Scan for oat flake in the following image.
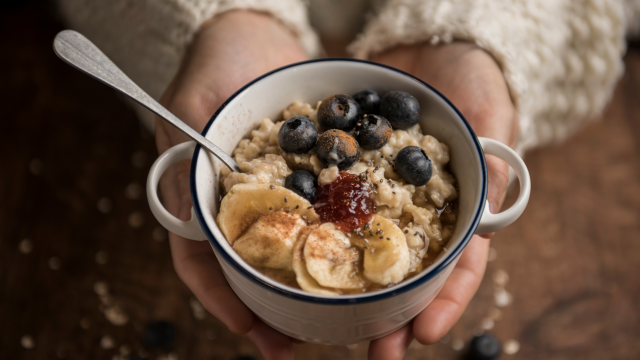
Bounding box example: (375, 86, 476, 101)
(95, 251, 108, 265)
(128, 212, 144, 228)
(21, 335, 34, 349)
(100, 335, 115, 349)
(105, 306, 129, 326)
(494, 288, 512, 308)
(487, 307, 503, 321)
(481, 318, 495, 330)
(80, 317, 91, 329)
(451, 338, 464, 351)
(493, 269, 509, 286)
(503, 339, 520, 355)
(487, 247, 497, 261)
(19, 239, 33, 254)
(152, 227, 167, 242)
(94, 281, 108, 296)
(131, 151, 147, 168)
(97, 197, 112, 214)
(48, 257, 61, 270)
(124, 183, 142, 200)
(189, 297, 207, 320)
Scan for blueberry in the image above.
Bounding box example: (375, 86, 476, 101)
(317, 94, 361, 131)
(316, 129, 360, 170)
(278, 116, 318, 154)
(352, 89, 380, 115)
(285, 170, 317, 202)
(395, 146, 432, 186)
(142, 320, 175, 350)
(355, 114, 392, 150)
(380, 91, 421, 130)
(467, 334, 502, 360)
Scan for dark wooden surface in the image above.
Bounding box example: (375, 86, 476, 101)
(2, 3, 640, 360)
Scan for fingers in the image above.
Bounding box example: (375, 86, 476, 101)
(169, 203, 255, 334)
(248, 317, 294, 360)
(413, 234, 490, 344)
(368, 324, 413, 360)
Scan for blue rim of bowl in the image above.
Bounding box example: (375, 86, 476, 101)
(190, 58, 487, 305)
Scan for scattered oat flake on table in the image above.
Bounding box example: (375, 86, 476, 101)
(97, 197, 113, 214)
(29, 158, 44, 175)
(95, 251, 109, 264)
(487, 307, 503, 321)
(100, 335, 115, 349)
(119, 344, 130, 356)
(157, 353, 178, 360)
(124, 182, 142, 200)
(105, 305, 129, 326)
(487, 247, 497, 262)
(189, 297, 207, 320)
(492, 269, 509, 286)
(94, 281, 109, 296)
(152, 227, 167, 242)
(451, 338, 464, 351)
(21, 335, 34, 349)
(128, 212, 144, 228)
(80, 317, 91, 329)
(503, 339, 520, 355)
(480, 318, 495, 330)
(131, 151, 147, 168)
(494, 288, 512, 308)
(48, 257, 61, 270)
(346, 344, 358, 350)
(19, 238, 33, 254)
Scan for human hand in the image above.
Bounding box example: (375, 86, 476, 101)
(368, 43, 518, 359)
(155, 10, 308, 359)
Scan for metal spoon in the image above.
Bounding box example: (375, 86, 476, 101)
(53, 30, 240, 172)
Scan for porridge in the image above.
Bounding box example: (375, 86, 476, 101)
(217, 90, 458, 295)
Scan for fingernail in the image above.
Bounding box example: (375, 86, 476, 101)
(489, 201, 499, 214)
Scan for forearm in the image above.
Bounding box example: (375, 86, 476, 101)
(55, 0, 320, 129)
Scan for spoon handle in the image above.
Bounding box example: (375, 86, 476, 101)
(53, 30, 240, 172)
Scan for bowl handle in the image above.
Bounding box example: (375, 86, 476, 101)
(475, 137, 531, 235)
(146, 141, 207, 241)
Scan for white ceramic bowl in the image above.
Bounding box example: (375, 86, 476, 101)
(147, 59, 530, 345)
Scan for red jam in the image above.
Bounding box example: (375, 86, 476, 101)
(313, 172, 376, 232)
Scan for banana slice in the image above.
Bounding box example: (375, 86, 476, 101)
(292, 225, 340, 296)
(352, 215, 411, 285)
(217, 183, 320, 244)
(303, 223, 367, 290)
(232, 211, 307, 271)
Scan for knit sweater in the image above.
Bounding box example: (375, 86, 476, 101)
(55, 0, 640, 153)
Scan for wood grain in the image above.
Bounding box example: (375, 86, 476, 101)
(2, 4, 640, 360)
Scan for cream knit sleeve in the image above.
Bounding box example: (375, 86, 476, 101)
(55, 0, 321, 130)
(350, 0, 640, 154)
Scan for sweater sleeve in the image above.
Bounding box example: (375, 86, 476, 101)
(350, 0, 640, 154)
(55, 0, 321, 131)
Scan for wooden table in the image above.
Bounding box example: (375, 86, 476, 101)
(2, 4, 639, 360)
